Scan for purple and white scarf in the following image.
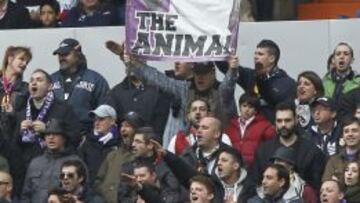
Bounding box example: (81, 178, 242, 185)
(22, 91, 54, 146)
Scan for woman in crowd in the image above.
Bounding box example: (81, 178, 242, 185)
(344, 161, 360, 203)
(295, 71, 324, 132)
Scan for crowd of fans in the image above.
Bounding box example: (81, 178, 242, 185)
(0, 34, 358, 203)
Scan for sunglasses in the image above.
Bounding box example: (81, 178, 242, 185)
(59, 172, 75, 180)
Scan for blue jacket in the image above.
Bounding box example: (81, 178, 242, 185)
(51, 65, 109, 132)
(61, 4, 122, 27)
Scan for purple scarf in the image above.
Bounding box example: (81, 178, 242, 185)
(22, 91, 54, 145)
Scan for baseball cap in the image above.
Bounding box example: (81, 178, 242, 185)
(311, 97, 336, 111)
(53, 38, 81, 55)
(89, 105, 117, 119)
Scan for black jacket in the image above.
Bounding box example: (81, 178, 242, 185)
(216, 61, 296, 123)
(107, 77, 171, 136)
(253, 135, 326, 190)
(164, 151, 255, 203)
(0, 1, 31, 29)
(338, 86, 360, 120)
(11, 98, 81, 197)
(78, 129, 120, 185)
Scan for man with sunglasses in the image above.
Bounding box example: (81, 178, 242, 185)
(21, 119, 83, 203)
(59, 160, 104, 203)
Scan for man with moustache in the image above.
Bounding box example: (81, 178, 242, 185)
(253, 102, 326, 190)
(51, 38, 109, 133)
(217, 39, 296, 122)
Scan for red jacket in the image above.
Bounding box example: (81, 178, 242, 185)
(224, 113, 275, 168)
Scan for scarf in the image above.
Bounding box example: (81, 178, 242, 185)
(1, 75, 14, 112)
(22, 91, 54, 146)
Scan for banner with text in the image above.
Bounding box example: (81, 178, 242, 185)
(126, 0, 240, 61)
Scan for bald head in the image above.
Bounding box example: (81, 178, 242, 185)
(196, 116, 222, 151)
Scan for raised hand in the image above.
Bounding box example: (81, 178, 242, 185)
(150, 139, 166, 156)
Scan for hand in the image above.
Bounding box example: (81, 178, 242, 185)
(105, 40, 125, 60)
(20, 120, 32, 130)
(3, 103, 13, 113)
(32, 120, 46, 133)
(121, 173, 142, 189)
(150, 139, 166, 156)
(227, 54, 239, 70)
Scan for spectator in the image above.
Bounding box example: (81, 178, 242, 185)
(271, 147, 318, 203)
(308, 97, 342, 156)
(152, 139, 255, 203)
(248, 164, 303, 203)
(36, 0, 61, 28)
(253, 102, 326, 190)
(0, 46, 31, 141)
(118, 127, 181, 203)
(105, 40, 237, 138)
(47, 188, 76, 203)
(52, 38, 109, 133)
(12, 69, 80, 197)
(167, 99, 231, 155)
(189, 175, 215, 203)
(78, 104, 120, 185)
(0, 0, 32, 29)
(62, 0, 122, 27)
(296, 71, 324, 132)
(0, 171, 14, 203)
(323, 117, 360, 186)
(323, 42, 360, 105)
(59, 160, 105, 202)
(224, 92, 275, 169)
(344, 161, 360, 203)
(94, 111, 144, 203)
(21, 119, 83, 203)
(106, 42, 171, 137)
(320, 180, 345, 203)
(217, 39, 296, 123)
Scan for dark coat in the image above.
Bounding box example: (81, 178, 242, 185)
(338, 86, 360, 120)
(11, 98, 81, 197)
(51, 65, 109, 132)
(78, 129, 120, 185)
(0, 1, 31, 29)
(164, 151, 256, 203)
(106, 77, 171, 136)
(216, 61, 296, 123)
(253, 135, 326, 190)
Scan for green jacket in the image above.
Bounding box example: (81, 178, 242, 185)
(94, 146, 135, 203)
(322, 71, 360, 98)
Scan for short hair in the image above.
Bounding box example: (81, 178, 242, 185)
(40, 0, 60, 14)
(32, 68, 52, 84)
(187, 98, 211, 114)
(275, 102, 296, 118)
(2, 46, 32, 74)
(239, 93, 260, 110)
(297, 71, 324, 98)
(322, 179, 345, 193)
(189, 175, 215, 195)
(344, 161, 360, 185)
(256, 39, 280, 65)
(342, 116, 360, 129)
(265, 163, 290, 191)
(61, 160, 87, 184)
(135, 126, 159, 143)
(133, 157, 156, 174)
(334, 42, 354, 58)
(218, 147, 245, 169)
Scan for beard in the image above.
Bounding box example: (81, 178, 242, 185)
(277, 125, 296, 139)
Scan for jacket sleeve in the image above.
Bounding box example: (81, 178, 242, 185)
(131, 63, 188, 99)
(138, 184, 166, 203)
(321, 156, 336, 183)
(93, 74, 110, 107)
(306, 148, 326, 190)
(163, 151, 198, 188)
(20, 162, 34, 203)
(219, 67, 238, 124)
(262, 122, 276, 141)
(338, 88, 357, 120)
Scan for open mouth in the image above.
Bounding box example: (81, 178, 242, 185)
(191, 195, 198, 201)
(31, 86, 38, 93)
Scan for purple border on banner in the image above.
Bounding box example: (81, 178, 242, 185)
(126, 0, 239, 62)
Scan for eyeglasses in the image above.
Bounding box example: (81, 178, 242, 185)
(59, 172, 75, 180)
